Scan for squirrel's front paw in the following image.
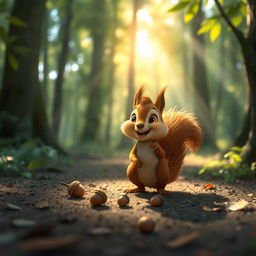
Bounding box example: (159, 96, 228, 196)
(134, 159, 143, 168)
(151, 143, 165, 158)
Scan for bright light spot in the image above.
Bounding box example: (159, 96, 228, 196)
(38, 62, 44, 72)
(115, 28, 126, 38)
(77, 54, 84, 64)
(136, 30, 153, 58)
(104, 48, 111, 55)
(184, 32, 190, 40)
(165, 17, 174, 26)
(71, 63, 79, 72)
(235, 62, 242, 70)
(169, 0, 179, 5)
(38, 62, 44, 81)
(137, 8, 153, 25)
(48, 25, 59, 42)
(49, 71, 57, 80)
(50, 9, 59, 22)
(80, 37, 92, 48)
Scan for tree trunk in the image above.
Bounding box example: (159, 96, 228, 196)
(241, 41, 256, 164)
(81, 0, 106, 141)
(52, 0, 74, 136)
(105, 0, 118, 146)
(239, 0, 256, 164)
(0, 0, 62, 152)
(191, 1, 216, 148)
(118, 0, 139, 148)
(233, 93, 251, 147)
(42, 6, 49, 105)
(213, 33, 225, 139)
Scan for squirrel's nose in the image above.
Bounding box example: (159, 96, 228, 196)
(136, 123, 144, 129)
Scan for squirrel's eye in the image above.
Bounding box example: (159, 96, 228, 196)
(131, 113, 136, 122)
(149, 114, 158, 123)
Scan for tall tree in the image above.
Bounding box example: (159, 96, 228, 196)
(105, 0, 119, 146)
(42, 6, 49, 105)
(191, 1, 216, 147)
(81, 0, 106, 141)
(119, 0, 139, 147)
(52, 0, 74, 136)
(213, 0, 256, 163)
(0, 0, 62, 152)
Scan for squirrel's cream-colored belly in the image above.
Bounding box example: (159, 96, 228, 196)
(136, 141, 158, 188)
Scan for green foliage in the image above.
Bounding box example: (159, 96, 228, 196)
(6, 16, 27, 27)
(0, 3, 28, 71)
(167, 0, 246, 41)
(0, 140, 59, 178)
(199, 146, 256, 182)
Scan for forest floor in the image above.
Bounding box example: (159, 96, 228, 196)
(0, 155, 256, 256)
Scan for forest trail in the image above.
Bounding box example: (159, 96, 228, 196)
(0, 156, 256, 256)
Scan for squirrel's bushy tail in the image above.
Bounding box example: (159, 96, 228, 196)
(158, 110, 202, 183)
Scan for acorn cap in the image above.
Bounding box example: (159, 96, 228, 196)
(90, 190, 107, 206)
(68, 181, 80, 194)
(94, 190, 107, 204)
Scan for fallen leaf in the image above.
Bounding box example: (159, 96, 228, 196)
(203, 184, 216, 190)
(214, 201, 229, 206)
(165, 232, 200, 248)
(89, 183, 96, 187)
(88, 227, 112, 236)
(247, 193, 256, 199)
(12, 219, 36, 228)
(0, 201, 22, 210)
(19, 236, 78, 252)
(201, 206, 222, 212)
(35, 200, 50, 209)
(228, 199, 249, 211)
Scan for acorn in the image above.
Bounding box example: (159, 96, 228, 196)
(90, 190, 107, 207)
(137, 216, 155, 233)
(60, 180, 85, 198)
(117, 194, 129, 207)
(150, 195, 164, 207)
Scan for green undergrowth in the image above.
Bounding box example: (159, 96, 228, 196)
(0, 138, 65, 178)
(199, 146, 256, 182)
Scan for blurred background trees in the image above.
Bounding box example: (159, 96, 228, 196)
(0, 0, 254, 165)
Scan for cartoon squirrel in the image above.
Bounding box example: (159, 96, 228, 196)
(121, 87, 202, 195)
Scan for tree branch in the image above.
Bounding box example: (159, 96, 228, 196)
(214, 0, 245, 45)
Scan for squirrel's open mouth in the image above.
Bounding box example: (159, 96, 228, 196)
(136, 129, 151, 136)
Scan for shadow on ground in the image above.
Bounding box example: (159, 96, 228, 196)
(135, 191, 228, 223)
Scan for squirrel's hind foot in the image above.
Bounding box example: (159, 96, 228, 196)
(157, 189, 170, 195)
(124, 187, 145, 193)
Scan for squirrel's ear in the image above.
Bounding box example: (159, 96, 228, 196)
(155, 87, 167, 113)
(133, 86, 144, 106)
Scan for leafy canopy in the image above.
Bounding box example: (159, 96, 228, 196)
(168, 0, 247, 41)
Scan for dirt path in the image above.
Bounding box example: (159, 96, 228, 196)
(0, 157, 256, 256)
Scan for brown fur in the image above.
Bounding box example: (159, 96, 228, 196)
(158, 110, 202, 183)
